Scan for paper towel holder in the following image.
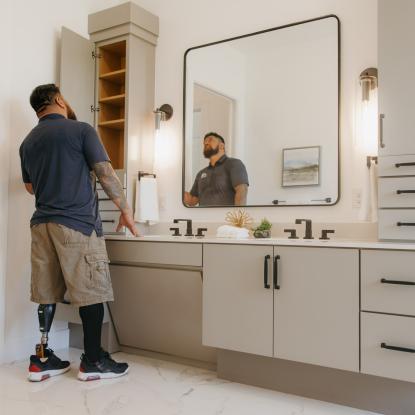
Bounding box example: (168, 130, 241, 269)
(138, 171, 156, 181)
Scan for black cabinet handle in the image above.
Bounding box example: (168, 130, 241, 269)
(397, 222, 415, 227)
(381, 278, 415, 286)
(264, 255, 270, 289)
(397, 190, 415, 194)
(102, 220, 115, 223)
(395, 162, 415, 168)
(381, 343, 415, 354)
(273, 255, 280, 290)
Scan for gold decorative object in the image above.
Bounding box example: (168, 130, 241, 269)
(225, 209, 253, 229)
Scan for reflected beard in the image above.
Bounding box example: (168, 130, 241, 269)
(204, 146, 219, 158)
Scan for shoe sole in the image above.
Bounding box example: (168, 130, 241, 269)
(77, 366, 129, 381)
(28, 366, 71, 382)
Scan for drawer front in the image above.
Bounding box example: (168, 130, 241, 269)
(99, 199, 118, 211)
(106, 240, 203, 267)
(378, 209, 415, 240)
(361, 250, 415, 316)
(379, 177, 415, 208)
(100, 211, 122, 234)
(361, 312, 415, 383)
(379, 155, 415, 177)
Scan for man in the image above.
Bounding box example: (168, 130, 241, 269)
(184, 132, 249, 206)
(20, 84, 138, 382)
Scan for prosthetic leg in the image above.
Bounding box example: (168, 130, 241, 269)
(35, 304, 56, 358)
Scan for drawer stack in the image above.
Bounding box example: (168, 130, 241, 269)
(361, 250, 415, 383)
(97, 168, 126, 234)
(378, 155, 415, 240)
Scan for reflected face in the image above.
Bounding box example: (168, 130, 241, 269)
(203, 136, 221, 158)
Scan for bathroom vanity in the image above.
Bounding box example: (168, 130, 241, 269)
(101, 235, 415, 415)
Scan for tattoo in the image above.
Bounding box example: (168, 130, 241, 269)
(93, 161, 128, 211)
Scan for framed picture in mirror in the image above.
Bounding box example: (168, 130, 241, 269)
(282, 146, 320, 187)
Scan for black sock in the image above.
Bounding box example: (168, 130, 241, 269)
(79, 303, 104, 362)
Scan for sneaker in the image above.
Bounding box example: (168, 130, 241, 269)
(77, 350, 129, 381)
(28, 349, 71, 382)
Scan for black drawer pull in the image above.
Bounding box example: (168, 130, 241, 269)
(397, 190, 415, 194)
(273, 255, 280, 290)
(395, 162, 415, 168)
(102, 220, 116, 223)
(99, 197, 111, 201)
(381, 343, 415, 354)
(397, 222, 415, 227)
(264, 255, 270, 289)
(381, 278, 415, 286)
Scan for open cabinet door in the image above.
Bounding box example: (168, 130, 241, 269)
(60, 27, 95, 125)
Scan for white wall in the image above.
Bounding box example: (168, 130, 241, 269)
(1, 0, 377, 362)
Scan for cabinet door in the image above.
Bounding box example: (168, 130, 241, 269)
(203, 244, 274, 357)
(60, 27, 95, 125)
(274, 247, 359, 371)
(378, 0, 415, 155)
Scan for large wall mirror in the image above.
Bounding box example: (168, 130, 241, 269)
(183, 15, 340, 207)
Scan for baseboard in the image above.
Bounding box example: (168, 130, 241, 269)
(2, 328, 69, 363)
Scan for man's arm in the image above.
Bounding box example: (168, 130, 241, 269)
(24, 183, 34, 195)
(234, 184, 248, 206)
(93, 161, 138, 236)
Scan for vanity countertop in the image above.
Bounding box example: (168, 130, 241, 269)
(105, 234, 415, 251)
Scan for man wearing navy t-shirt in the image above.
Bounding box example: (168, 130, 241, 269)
(20, 84, 138, 381)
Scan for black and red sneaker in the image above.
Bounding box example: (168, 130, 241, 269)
(28, 349, 71, 382)
(77, 350, 129, 381)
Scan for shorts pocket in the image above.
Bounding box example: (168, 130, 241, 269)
(85, 253, 111, 288)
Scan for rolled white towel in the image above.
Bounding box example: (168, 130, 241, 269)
(216, 225, 250, 239)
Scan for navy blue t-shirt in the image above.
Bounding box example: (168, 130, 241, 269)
(19, 113, 110, 236)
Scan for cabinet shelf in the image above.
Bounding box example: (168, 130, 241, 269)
(99, 94, 125, 106)
(99, 69, 126, 84)
(98, 119, 125, 130)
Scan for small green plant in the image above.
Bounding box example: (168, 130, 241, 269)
(255, 218, 272, 231)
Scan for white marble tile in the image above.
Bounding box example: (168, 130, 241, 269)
(0, 348, 379, 415)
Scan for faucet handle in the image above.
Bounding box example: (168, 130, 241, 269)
(283, 228, 299, 239)
(196, 227, 208, 238)
(319, 229, 335, 240)
(169, 227, 181, 237)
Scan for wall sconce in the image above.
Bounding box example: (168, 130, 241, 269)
(154, 104, 173, 130)
(359, 68, 378, 101)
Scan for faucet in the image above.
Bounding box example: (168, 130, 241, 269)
(173, 219, 193, 236)
(295, 219, 314, 239)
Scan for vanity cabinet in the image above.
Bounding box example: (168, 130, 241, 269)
(203, 244, 359, 371)
(60, 2, 158, 234)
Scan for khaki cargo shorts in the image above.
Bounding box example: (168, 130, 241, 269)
(30, 222, 114, 307)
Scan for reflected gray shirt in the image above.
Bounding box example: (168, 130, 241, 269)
(190, 155, 249, 206)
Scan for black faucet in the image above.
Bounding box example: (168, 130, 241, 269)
(173, 219, 193, 236)
(295, 219, 314, 239)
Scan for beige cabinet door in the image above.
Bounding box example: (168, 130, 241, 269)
(203, 244, 274, 357)
(274, 246, 359, 372)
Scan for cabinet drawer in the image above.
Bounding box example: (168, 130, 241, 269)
(106, 240, 202, 267)
(378, 209, 415, 240)
(361, 312, 415, 383)
(379, 177, 415, 208)
(379, 155, 415, 177)
(100, 211, 123, 234)
(361, 250, 415, 316)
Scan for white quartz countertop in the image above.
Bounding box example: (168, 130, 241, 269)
(105, 234, 415, 251)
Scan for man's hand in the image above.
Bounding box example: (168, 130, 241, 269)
(184, 191, 199, 206)
(117, 208, 139, 236)
(24, 183, 34, 195)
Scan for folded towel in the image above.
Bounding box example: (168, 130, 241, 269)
(216, 225, 250, 239)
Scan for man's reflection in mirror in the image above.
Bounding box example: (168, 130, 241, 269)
(184, 132, 249, 206)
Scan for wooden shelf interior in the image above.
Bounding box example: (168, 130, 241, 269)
(97, 40, 126, 169)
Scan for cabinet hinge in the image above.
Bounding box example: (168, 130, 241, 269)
(90, 105, 100, 112)
(92, 51, 102, 59)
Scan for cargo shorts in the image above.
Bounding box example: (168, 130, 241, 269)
(30, 222, 114, 307)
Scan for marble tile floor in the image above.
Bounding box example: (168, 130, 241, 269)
(0, 348, 379, 415)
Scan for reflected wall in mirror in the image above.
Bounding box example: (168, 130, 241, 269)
(183, 15, 339, 207)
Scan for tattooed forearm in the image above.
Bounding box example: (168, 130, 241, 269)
(93, 161, 129, 212)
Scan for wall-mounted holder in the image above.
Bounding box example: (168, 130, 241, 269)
(138, 171, 156, 181)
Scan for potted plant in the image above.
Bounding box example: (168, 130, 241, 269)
(253, 218, 272, 238)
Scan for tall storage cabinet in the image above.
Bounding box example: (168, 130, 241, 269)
(378, 0, 415, 240)
(60, 2, 159, 234)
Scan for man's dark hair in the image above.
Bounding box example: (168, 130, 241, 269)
(204, 132, 225, 144)
(30, 84, 61, 113)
